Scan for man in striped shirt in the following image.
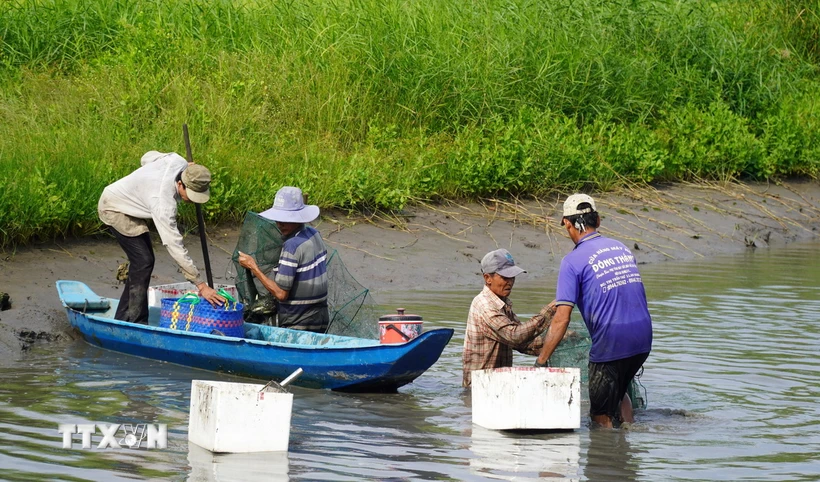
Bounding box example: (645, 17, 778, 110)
(238, 186, 329, 333)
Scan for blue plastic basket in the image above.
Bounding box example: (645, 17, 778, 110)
(190, 300, 245, 337)
(159, 294, 244, 337)
(159, 294, 199, 331)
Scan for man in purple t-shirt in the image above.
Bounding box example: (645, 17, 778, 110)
(535, 194, 653, 428)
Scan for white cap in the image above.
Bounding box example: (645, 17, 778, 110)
(562, 194, 597, 217)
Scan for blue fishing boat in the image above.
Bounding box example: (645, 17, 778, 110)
(56, 280, 454, 392)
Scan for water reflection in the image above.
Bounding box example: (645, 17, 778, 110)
(469, 426, 581, 481)
(187, 443, 289, 482)
(583, 430, 641, 482)
(287, 388, 473, 481)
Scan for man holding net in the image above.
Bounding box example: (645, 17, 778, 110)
(462, 249, 556, 387)
(535, 194, 653, 428)
(237, 186, 330, 333)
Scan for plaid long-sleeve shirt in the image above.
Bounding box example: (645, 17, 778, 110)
(462, 285, 553, 387)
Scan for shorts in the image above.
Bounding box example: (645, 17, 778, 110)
(588, 352, 649, 423)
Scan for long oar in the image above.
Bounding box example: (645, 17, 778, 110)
(183, 124, 214, 289)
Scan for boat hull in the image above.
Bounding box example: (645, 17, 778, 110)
(59, 282, 453, 392)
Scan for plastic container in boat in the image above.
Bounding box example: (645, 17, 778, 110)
(378, 308, 423, 344)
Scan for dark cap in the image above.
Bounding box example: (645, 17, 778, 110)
(481, 249, 526, 278)
(181, 165, 211, 204)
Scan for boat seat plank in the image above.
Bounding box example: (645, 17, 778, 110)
(56, 280, 111, 310)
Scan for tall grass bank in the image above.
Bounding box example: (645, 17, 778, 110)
(0, 0, 818, 246)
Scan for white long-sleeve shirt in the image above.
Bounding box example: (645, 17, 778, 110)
(97, 151, 202, 284)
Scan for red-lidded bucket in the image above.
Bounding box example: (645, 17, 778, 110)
(378, 308, 423, 344)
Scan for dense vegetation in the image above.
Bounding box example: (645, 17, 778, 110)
(0, 0, 818, 247)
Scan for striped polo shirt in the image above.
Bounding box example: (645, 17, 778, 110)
(273, 225, 330, 332)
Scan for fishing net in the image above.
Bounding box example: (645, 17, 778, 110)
(548, 317, 647, 410)
(324, 250, 379, 339)
(548, 317, 593, 378)
(230, 212, 282, 312)
(230, 212, 379, 339)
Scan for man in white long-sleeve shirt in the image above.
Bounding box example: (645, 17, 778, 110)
(98, 151, 224, 324)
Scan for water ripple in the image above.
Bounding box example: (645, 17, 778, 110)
(1, 243, 819, 480)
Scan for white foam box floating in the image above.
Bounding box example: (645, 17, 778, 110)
(188, 380, 293, 453)
(471, 367, 581, 430)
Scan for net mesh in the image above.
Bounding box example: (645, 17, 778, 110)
(230, 212, 378, 339)
(324, 250, 379, 339)
(549, 317, 593, 380)
(548, 317, 646, 410)
(231, 212, 283, 309)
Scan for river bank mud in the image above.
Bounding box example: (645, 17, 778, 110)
(1, 180, 817, 360)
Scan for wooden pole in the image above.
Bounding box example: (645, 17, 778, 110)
(183, 124, 214, 288)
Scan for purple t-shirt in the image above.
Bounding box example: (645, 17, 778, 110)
(555, 232, 653, 363)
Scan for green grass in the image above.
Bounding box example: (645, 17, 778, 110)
(0, 0, 819, 247)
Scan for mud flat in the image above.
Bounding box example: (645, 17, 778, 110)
(1, 180, 818, 360)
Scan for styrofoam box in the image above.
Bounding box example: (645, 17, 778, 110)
(471, 367, 581, 430)
(188, 380, 293, 453)
(148, 282, 238, 308)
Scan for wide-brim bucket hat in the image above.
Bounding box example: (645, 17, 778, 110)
(259, 186, 320, 223)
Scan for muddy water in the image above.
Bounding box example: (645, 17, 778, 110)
(1, 243, 819, 481)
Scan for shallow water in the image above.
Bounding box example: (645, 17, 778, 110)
(1, 242, 819, 481)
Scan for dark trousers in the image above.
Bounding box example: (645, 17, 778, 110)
(588, 352, 649, 424)
(110, 227, 155, 324)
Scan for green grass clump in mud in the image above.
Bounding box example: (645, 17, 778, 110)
(0, 0, 819, 247)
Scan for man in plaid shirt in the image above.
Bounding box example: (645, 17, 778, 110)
(462, 249, 556, 387)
